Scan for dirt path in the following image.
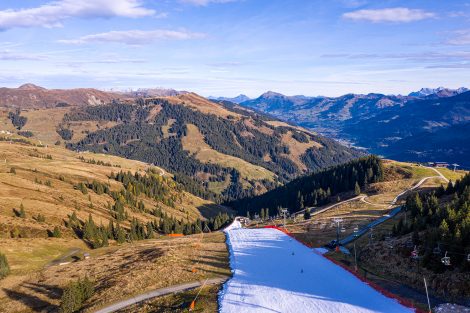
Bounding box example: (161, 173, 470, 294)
(427, 167, 450, 183)
(45, 248, 83, 268)
(93, 277, 227, 313)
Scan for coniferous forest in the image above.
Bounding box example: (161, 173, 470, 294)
(395, 173, 470, 272)
(231, 155, 383, 216)
(65, 98, 362, 202)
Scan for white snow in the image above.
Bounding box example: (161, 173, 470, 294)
(219, 224, 413, 313)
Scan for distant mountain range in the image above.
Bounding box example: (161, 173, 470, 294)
(208, 94, 250, 104)
(0, 84, 119, 108)
(408, 87, 468, 98)
(239, 87, 470, 167)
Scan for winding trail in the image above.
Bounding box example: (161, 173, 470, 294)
(93, 277, 227, 313)
(295, 167, 447, 227)
(338, 169, 448, 245)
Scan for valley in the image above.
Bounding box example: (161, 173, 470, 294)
(238, 88, 470, 168)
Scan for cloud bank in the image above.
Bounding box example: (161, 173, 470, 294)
(59, 29, 206, 45)
(0, 0, 156, 30)
(343, 7, 435, 23)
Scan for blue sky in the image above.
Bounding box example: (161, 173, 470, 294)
(0, 0, 469, 97)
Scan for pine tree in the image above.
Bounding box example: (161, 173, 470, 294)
(303, 209, 311, 220)
(18, 203, 26, 218)
(439, 219, 449, 238)
(0, 252, 10, 279)
(354, 182, 361, 196)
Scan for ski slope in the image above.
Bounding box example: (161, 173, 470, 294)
(219, 223, 413, 313)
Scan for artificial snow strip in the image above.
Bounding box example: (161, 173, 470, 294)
(218, 222, 414, 313)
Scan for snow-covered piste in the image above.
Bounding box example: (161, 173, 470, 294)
(219, 221, 413, 313)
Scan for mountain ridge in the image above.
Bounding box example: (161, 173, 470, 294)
(238, 88, 470, 167)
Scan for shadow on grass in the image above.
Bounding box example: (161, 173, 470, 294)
(3, 285, 56, 312)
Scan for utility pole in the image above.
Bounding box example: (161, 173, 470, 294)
(281, 209, 288, 228)
(332, 218, 343, 243)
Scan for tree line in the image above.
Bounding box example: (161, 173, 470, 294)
(230, 155, 383, 216)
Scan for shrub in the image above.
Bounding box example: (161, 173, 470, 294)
(51, 226, 62, 238)
(0, 252, 10, 279)
(60, 277, 94, 313)
(18, 131, 33, 138)
(13, 204, 26, 218)
(34, 213, 46, 223)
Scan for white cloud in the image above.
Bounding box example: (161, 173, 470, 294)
(447, 29, 470, 45)
(0, 0, 156, 30)
(180, 0, 237, 6)
(59, 29, 206, 45)
(343, 7, 436, 23)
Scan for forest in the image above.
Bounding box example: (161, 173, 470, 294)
(230, 155, 383, 216)
(69, 168, 233, 249)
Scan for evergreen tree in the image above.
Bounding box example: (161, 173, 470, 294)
(354, 182, 361, 196)
(0, 252, 10, 279)
(19, 203, 26, 218)
(303, 209, 311, 220)
(59, 277, 94, 313)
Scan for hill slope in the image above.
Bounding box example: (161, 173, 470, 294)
(0, 84, 121, 109)
(0, 135, 231, 246)
(0, 91, 362, 202)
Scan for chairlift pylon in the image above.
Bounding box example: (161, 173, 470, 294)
(441, 251, 451, 266)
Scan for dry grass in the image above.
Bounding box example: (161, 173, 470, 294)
(435, 167, 467, 181)
(119, 284, 222, 313)
(21, 108, 70, 144)
(67, 120, 119, 143)
(243, 118, 274, 136)
(181, 124, 275, 182)
(161, 118, 177, 139)
(0, 232, 230, 313)
(207, 175, 231, 194)
(0, 109, 16, 132)
(280, 130, 322, 171)
(0, 139, 226, 237)
(168, 94, 240, 120)
(0, 138, 231, 313)
(0, 238, 88, 275)
(386, 160, 437, 179)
